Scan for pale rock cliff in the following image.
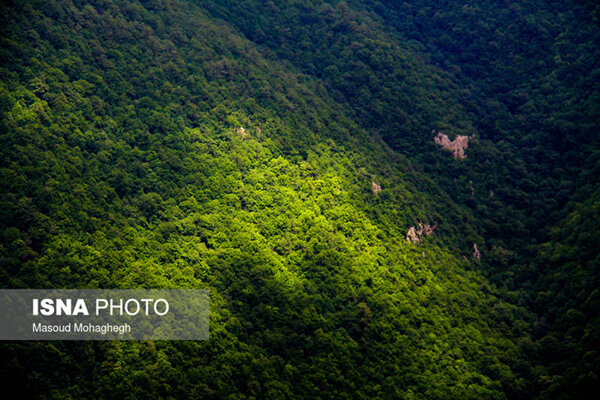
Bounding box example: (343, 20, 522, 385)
(434, 131, 469, 159)
(406, 222, 437, 243)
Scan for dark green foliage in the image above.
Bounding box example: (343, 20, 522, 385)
(0, 0, 598, 399)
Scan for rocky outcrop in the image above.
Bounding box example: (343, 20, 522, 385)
(434, 131, 469, 159)
(473, 243, 481, 259)
(372, 182, 382, 195)
(406, 222, 437, 243)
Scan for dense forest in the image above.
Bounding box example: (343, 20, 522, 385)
(0, 0, 598, 399)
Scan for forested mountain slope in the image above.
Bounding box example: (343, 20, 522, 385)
(0, 0, 598, 399)
(200, 1, 600, 396)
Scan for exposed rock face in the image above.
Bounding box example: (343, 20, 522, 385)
(406, 226, 419, 243)
(372, 182, 382, 195)
(473, 243, 481, 259)
(237, 127, 247, 138)
(434, 131, 469, 159)
(406, 222, 437, 243)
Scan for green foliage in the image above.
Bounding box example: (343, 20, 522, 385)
(0, 0, 597, 399)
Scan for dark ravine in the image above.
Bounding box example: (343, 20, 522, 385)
(0, 0, 598, 399)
